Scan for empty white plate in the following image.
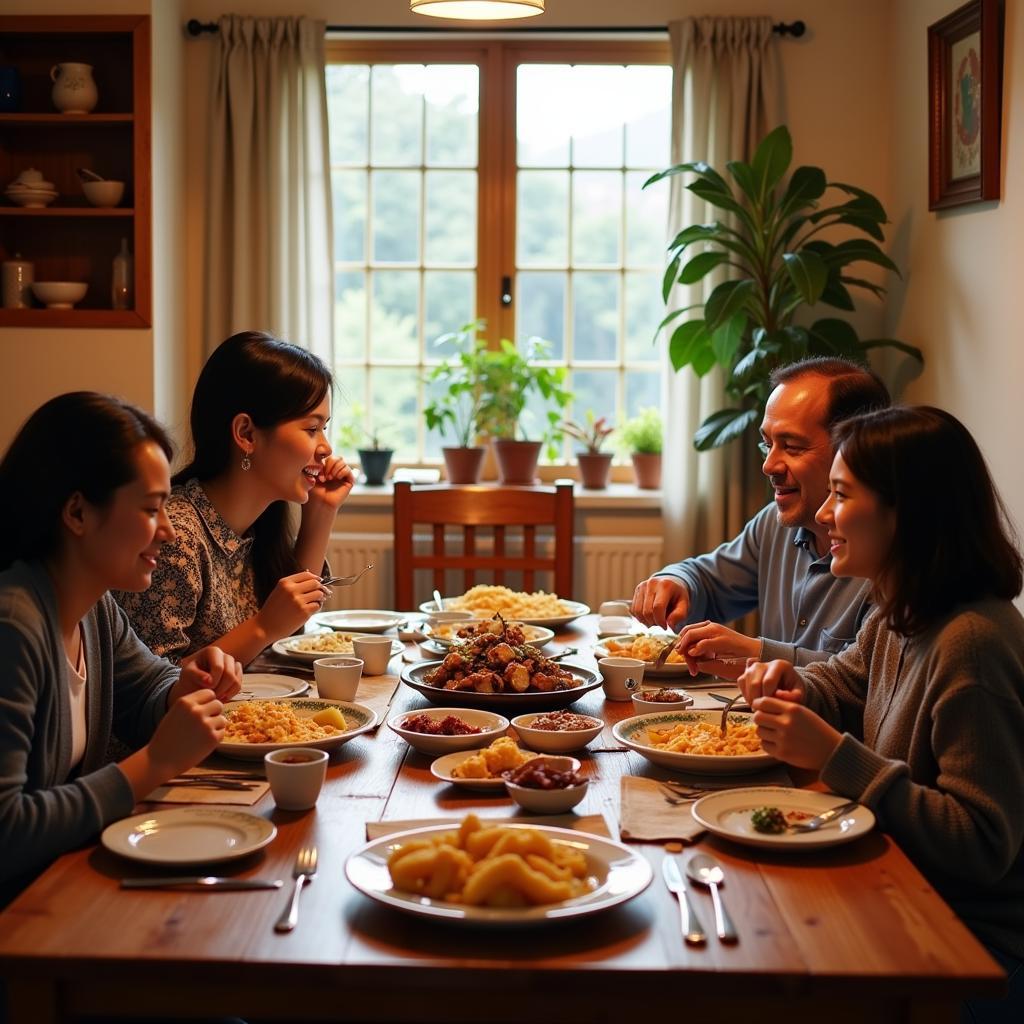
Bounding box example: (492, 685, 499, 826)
(232, 673, 309, 701)
(311, 609, 405, 633)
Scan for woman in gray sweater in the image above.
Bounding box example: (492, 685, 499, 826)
(739, 406, 1024, 1021)
(0, 392, 242, 904)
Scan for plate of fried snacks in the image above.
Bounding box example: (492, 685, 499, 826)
(419, 585, 590, 627)
(272, 632, 404, 663)
(218, 698, 378, 760)
(430, 737, 553, 791)
(594, 634, 690, 678)
(612, 710, 776, 775)
(345, 813, 652, 925)
(691, 787, 874, 850)
(419, 616, 555, 655)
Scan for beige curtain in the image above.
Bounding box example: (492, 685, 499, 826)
(205, 16, 333, 362)
(662, 17, 783, 560)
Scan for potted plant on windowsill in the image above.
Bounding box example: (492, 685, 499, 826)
(617, 407, 662, 489)
(561, 411, 615, 490)
(337, 406, 394, 487)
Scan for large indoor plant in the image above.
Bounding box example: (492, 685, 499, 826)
(617, 406, 662, 489)
(645, 125, 923, 450)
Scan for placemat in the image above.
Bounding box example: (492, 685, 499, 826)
(144, 766, 269, 806)
(367, 813, 610, 841)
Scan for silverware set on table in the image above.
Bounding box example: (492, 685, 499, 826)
(663, 853, 738, 945)
(162, 772, 264, 792)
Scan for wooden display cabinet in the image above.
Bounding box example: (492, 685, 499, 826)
(0, 15, 151, 327)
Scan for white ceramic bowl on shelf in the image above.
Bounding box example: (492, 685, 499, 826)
(82, 180, 125, 207)
(5, 187, 58, 208)
(31, 282, 88, 309)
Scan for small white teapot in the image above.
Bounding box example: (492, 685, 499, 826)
(50, 63, 98, 114)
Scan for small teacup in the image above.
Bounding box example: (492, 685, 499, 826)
(598, 656, 644, 701)
(352, 635, 394, 675)
(264, 748, 328, 811)
(313, 656, 363, 701)
(598, 600, 632, 617)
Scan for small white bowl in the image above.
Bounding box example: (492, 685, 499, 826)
(631, 687, 695, 713)
(504, 755, 588, 814)
(31, 281, 87, 309)
(82, 180, 125, 207)
(387, 706, 509, 755)
(511, 711, 603, 753)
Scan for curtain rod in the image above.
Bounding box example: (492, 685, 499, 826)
(185, 18, 806, 38)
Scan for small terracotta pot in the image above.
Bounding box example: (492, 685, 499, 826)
(631, 452, 662, 489)
(358, 448, 393, 486)
(492, 439, 542, 485)
(442, 446, 486, 484)
(576, 451, 613, 489)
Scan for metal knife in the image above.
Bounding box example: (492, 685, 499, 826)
(788, 800, 862, 833)
(661, 857, 706, 945)
(121, 876, 283, 891)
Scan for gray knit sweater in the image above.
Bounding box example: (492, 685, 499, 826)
(0, 560, 178, 897)
(800, 599, 1024, 958)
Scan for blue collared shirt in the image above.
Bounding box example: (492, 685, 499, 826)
(656, 504, 873, 665)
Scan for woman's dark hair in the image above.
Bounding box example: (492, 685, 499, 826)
(770, 356, 890, 427)
(174, 331, 333, 601)
(833, 405, 1022, 635)
(0, 392, 173, 572)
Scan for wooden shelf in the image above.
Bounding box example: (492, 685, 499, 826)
(0, 308, 149, 328)
(0, 207, 134, 217)
(0, 113, 133, 124)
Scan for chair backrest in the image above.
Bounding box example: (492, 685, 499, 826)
(392, 481, 574, 611)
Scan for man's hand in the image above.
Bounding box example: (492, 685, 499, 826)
(675, 621, 759, 677)
(631, 576, 691, 631)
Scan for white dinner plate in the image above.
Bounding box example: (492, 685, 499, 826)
(429, 748, 544, 791)
(691, 787, 876, 850)
(612, 710, 777, 775)
(402, 660, 602, 712)
(345, 821, 653, 926)
(218, 698, 378, 760)
(419, 620, 555, 656)
(595, 634, 691, 679)
(272, 634, 403, 663)
(101, 807, 277, 866)
(232, 673, 310, 701)
(418, 598, 590, 628)
(310, 609, 405, 633)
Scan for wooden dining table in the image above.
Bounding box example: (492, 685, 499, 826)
(0, 615, 1004, 1023)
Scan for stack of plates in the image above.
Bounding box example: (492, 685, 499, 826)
(5, 180, 58, 207)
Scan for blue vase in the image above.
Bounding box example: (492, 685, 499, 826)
(0, 67, 22, 112)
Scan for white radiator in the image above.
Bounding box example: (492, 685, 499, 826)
(325, 532, 663, 611)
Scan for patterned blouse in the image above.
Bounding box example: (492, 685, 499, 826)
(115, 478, 260, 662)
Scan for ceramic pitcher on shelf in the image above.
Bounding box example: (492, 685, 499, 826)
(50, 63, 98, 114)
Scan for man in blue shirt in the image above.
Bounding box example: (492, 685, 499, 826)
(632, 357, 890, 677)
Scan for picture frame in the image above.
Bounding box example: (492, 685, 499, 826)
(928, 0, 1002, 210)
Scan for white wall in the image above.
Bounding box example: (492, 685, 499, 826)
(888, 0, 1024, 603)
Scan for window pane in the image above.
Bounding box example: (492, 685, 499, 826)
(517, 271, 565, 359)
(371, 271, 418, 360)
(334, 365, 367, 453)
(424, 373, 454, 457)
(326, 65, 368, 165)
(624, 66, 672, 168)
(371, 65, 423, 165)
(372, 170, 420, 263)
(424, 271, 475, 357)
(566, 368, 616, 450)
(624, 271, 662, 363)
(626, 369, 660, 417)
(333, 169, 365, 263)
(369, 367, 418, 457)
(625, 170, 668, 267)
(425, 65, 478, 167)
(570, 66, 625, 168)
(335, 271, 366, 362)
(517, 65, 570, 166)
(573, 272, 619, 361)
(425, 171, 476, 265)
(573, 171, 622, 266)
(517, 170, 568, 266)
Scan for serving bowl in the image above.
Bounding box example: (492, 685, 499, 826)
(511, 711, 603, 753)
(504, 755, 587, 814)
(31, 281, 87, 309)
(82, 180, 125, 207)
(387, 707, 509, 755)
(5, 185, 58, 208)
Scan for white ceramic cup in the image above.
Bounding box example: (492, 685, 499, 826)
(598, 600, 632, 617)
(598, 656, 645, 701)
(352, 635, 394, 675)
(313, 656, 363, 701)
(264, 748, 328, 811)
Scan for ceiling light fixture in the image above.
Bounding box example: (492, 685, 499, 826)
(410, 1, 545, 20)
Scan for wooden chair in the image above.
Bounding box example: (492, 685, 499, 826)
(392, 481, 574, 611)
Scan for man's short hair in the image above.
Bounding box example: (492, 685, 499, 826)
(769, 356, 891, 428)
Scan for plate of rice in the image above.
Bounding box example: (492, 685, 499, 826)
(272, 632, 404, 663)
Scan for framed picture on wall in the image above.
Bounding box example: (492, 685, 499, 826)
(928, 0, 1002, 209)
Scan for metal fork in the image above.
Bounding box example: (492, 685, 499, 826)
(320, 563, 373, 588)
(653, 639, 676, 670)
(274, 846, 318, 933)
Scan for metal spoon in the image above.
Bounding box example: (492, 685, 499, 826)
(685, 853, 738, 943)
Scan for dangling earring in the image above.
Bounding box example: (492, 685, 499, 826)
(241, 453, 251, 472)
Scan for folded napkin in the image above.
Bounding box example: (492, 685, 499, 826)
(619, 767, 792, 843)
(144, 767, 269, 807)
(366, 813, 610, 841)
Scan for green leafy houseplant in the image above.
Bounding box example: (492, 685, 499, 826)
(423, 326, 489, 449)
(644, 125, 923, 451)
(336, 402, 392, 485)
(560, 411, 614, 455)
(617, 406, 663, 455)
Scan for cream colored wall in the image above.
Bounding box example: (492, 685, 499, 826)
(888, 0, 1024, 601)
